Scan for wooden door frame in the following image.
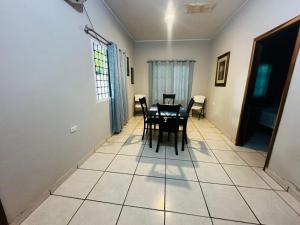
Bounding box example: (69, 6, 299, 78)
(235, 15, 300, 170)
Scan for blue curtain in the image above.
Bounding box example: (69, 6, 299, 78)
(149, 60, 194, 106)
(107, 43, 128, 133)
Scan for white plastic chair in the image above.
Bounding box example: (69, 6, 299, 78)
(191, 95, 206, 119)
(134, 94, 146, 115)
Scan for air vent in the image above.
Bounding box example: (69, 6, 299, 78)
(185, 2, 216, 13)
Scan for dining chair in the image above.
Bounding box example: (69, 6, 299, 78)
(139, 97, 158, 140)
(179, 98, 195, 149)
(156, 103, 181, 155)
(134, 94, 146, 115)
(163, 94, 176, 105)
(192, 95, 206, 119)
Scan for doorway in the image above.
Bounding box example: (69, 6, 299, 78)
(236, 16, 300, 168)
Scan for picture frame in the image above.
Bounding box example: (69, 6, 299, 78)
(127, 57, 130, 76)
(215, 52, 230, 86)
(131, 67, 134, 84)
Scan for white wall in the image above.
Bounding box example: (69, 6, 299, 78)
(134, 41, 212, 99)
(207, 0, 300, 188)
(268, 51, 300, 190)
(0, 0, 134, 222)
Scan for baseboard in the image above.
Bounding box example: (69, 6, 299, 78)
(93, 134, 111, 153)
(265, 168, 300, 201)
(265, 168, 289, 190)
(77, 148, 98, 169)
(10, 137, 109, 225)
(288, 185, 300, 202)
(10, 190, 50, 225)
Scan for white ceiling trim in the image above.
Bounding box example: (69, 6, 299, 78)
(135, 38, 211, 43)
(101, 0, 136, 41)
(212, 0, 249, 39)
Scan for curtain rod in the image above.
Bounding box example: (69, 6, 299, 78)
(147, 60, 196, 63)
(84, 25, 111, 46)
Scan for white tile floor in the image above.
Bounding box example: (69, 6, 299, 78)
(22, 116, 300, 225)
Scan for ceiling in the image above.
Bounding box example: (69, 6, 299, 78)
(103, 0, 248, 41)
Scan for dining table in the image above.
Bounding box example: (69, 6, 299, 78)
(148, 105, 188, 149)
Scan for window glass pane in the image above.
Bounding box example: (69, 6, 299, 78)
(92, 41, 109, 101)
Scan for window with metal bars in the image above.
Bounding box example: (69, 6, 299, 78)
(92, 40, 110, 101)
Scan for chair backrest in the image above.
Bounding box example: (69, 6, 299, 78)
(186, 98, 195, 115)
(194, 95, 206, 104)
(157, 103, 181, 132)
(163, 94, 176, 105)
(139, 97, 149, 120)
(135, 94, 146, 102)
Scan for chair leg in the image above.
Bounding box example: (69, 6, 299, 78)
(184, 124, 188, 145)
(146, 123, 149, 134)
(156, 131, 162, 152)
(198, 110, 201, 120)
(175, 132, 178, 155)
(181, 131, 185, 151)
(185, 133, 188, 144)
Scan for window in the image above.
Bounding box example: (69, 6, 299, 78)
(92, 41, 110, 101)
(149, 60, 194, 106)
(253, 64, 272, 98)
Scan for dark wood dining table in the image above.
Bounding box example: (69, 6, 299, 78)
(148, 105, 188, 148)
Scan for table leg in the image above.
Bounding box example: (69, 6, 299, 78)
(182, 120, 187, 151)
(149, 122, 152, 148)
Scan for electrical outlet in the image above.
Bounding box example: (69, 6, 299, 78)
(70, 125, 78, 133)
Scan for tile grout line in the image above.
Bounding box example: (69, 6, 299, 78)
(51, 193, 262, 225)
(115, 151, 267, 168)
(191, 118, 298, 218)
(191, 118, 284, 192)
(250, 166, 286, 192)
(197, 129, 254, 169)
(47, 117, 298, 225)
(65, 136, 129, 225)
(57, 167, 286, 192)
(182, 120, 213, 220)
(61, 166, 286, 191)
(61, 121, 262, 225)
(189, 119, 216, 225)
(114, 118, 144, 225)
(211, 217, 260, 225)
(186, 146, 214, 225)
(114, 139, 146, 224)
(67, 117, 143, 225)
(209, 149, 262, 225)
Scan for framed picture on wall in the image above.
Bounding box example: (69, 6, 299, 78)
(215, 52, 230, 86)
(131, 67, 134, 84)
(127, 57, 130, 76)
